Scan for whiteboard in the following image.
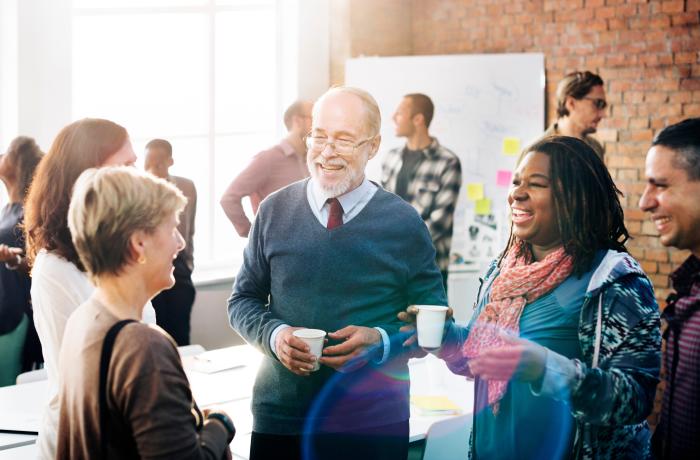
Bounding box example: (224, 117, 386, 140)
(346, 53, 545, 269)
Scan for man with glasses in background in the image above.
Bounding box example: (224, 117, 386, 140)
(228, 86, 446, 460)
(524, 70, 607, 161)
(381, 93, 462, 290)
(220, 100, 312, 237)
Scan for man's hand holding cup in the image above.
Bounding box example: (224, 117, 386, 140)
(275, 327, 326, 376)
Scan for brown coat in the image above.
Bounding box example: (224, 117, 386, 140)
(56, 297, 229, 459)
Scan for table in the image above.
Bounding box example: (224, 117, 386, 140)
(0, 345, 473, 459)
(0, 433, 37, 450)
(0, 441, 37, 459)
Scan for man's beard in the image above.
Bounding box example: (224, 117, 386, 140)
(307, 158, 362, 198)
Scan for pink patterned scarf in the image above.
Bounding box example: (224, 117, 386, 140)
(462, 241, 573, 414)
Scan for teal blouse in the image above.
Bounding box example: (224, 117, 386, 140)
(473, 255, 601, 459)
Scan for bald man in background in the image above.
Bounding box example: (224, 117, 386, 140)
(144, 139, 197, 346)
(220, 100, 312, 237)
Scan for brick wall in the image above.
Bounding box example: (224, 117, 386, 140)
(333, 0, 700, 305)
(329, 0, 413, 83)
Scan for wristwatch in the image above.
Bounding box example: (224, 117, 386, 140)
(4, 254, 21, 271)
(206, 411, 236, 443)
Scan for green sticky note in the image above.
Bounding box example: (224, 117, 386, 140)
(466, 183, 484, 201)
(502, 137, 521, 156)
(475, 198, 491, 215)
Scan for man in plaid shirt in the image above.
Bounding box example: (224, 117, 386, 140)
(641, 118, 700, 459)
(381, 94, 462, 289)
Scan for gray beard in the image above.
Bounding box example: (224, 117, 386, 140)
(308, 163, 359, 198)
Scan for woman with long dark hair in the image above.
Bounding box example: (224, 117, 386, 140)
(24, 119, 156, 459)
(401, 136, 661, 459)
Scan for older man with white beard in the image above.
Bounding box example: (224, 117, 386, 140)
(227, 86, 446, 460)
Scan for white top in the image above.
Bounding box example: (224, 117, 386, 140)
(31, 250, 156, 459)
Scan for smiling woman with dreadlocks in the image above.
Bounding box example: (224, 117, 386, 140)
(400, 136, 661, 459)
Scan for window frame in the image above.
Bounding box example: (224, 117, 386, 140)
(70, 0, 296, 281)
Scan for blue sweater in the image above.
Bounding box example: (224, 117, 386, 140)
(228, 179, 446, 434)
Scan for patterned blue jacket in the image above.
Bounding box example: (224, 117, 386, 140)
(441, 250, 661, 459)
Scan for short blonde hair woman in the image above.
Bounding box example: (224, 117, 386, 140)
(57, 167, 234, 459)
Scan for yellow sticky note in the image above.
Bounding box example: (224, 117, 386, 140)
(502, 137, 521, 156)
(475, 198, 491, 215)
(466, 183, 484, 201)
(411, 395, 462, 414)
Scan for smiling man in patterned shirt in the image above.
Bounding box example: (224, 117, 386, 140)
(381, 93, 462, 289)
(641, 118, 700, 459)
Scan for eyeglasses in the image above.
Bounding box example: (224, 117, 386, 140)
(305, 134, 376, 156)
(582, 97, 607, 110)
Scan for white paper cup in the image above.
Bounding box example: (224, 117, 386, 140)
(293, 328, 326, 371)
(415, 305, 449, 349)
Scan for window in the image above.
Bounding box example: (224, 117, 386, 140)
(71, 0, 298, 279)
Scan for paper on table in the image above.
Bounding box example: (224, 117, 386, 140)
(188, 357, 245, 374)
(0, 410, 41, 433)
(466, 183, 484, 201)
(184, 348, 250, 374)
(411, 395, 462, 415)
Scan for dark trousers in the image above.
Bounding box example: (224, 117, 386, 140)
(441, 269, 449, 294)
(151, 277, 195, 346)
(249, 420, 409, 460)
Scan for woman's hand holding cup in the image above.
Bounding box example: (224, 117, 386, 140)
(398, 305, 453, 350)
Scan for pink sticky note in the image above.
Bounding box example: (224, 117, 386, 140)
(496, 169, 513, 187)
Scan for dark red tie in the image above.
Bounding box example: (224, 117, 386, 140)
(326, 198, 344, 229)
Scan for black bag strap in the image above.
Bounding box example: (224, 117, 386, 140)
(99, 319, 137, 458)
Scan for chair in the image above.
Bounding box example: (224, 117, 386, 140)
(421, 414, 472, 460)
(177, 344, 206, 357)
(16, 368, 48, 385)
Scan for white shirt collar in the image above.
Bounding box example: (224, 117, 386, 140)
(310, 177, 374, 215)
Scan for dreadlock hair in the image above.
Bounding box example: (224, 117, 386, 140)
(500, 136, 629, 277)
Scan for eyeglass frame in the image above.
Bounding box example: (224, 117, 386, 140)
(581, 96, 607, 110)
(304, 132, 377, 156)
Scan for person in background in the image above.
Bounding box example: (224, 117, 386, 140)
(381, 93, 462, 290)
(640, 118, 700, 459)
(145, 139, 197, 346)
(24, 118, 157, 460)
(523, 71, 607, 162)
(401, 136, 660, 459)
(0, 136, 43, 386)
(220, 100, 312, 237)
(228, 87, 445, 460)
(57, 166, 234, 459)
